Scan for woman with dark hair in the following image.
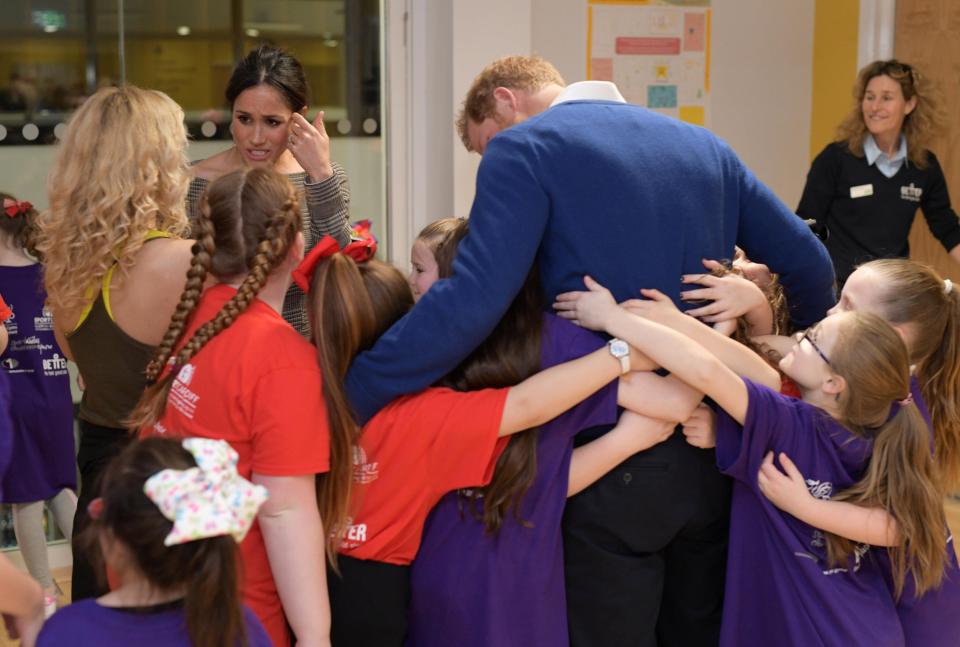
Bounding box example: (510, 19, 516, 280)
(189, 45, 352, 336)
(797, 59, 960, 288)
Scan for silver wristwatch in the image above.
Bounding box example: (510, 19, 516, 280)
(608, 338, 630, 375)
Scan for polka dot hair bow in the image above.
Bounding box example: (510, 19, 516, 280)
(143, 438, 269, 546)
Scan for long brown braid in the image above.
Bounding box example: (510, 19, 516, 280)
(128, 168, 301, 432)
(143, 205, 217, 385)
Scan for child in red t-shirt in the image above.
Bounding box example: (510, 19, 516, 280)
(130, 168, 330, 647)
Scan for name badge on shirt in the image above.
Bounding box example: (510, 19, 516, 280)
(849, 184, 873, 199)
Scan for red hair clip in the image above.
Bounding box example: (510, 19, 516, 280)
(87, 497, 104, 520)
(291, 234, 377, 293)
(3, 198, 32, 218)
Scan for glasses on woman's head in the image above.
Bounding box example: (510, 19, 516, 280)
(877, 61, 918, 87)
(801, 330, 832, 366)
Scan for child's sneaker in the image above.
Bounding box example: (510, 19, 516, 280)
(43, 593, 58, 619)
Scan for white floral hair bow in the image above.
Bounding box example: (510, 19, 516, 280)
(144, 438, 269, 546)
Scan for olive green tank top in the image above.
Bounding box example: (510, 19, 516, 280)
(67, 231, 171, 429)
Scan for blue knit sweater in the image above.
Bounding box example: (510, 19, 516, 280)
(347, 101, 835, 422)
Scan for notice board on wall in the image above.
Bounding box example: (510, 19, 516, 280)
(587, 0, 711, 126)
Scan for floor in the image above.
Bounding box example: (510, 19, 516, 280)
(3, 502, 960, 645)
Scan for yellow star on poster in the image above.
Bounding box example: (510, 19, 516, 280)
(655, 65, 669, 81)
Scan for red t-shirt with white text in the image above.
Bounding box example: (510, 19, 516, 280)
(143, 284, 329, 647)
(340, 386, 509, 565)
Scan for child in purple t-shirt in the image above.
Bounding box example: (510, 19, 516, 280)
(0, 194, 76, 618)
(405, 219, 709, 647)
(757, 258, 960, 647)
(37, 437, 272, 647)
(559, 277, 946, 647)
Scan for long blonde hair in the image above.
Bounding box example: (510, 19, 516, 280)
(836, 59, 946, 169)
(860, 258, 960, 493)
(35, 85, 191, 315)
(824, 311, 946, 598)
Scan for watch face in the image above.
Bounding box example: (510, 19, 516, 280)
(610, 339, 629, 357)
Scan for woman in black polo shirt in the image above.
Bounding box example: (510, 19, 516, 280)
(797, 59, 960, 288)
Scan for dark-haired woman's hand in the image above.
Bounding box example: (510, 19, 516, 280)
(288, 111, 334, 181)
(680, 273, 767, 323)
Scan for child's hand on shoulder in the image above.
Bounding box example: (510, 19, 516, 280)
(553, 275, 619, 331)
(681, 402, 716, 448)
(757, 451, 814, 517)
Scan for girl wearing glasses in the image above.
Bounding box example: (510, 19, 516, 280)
(797, 60, 960, 288)
(557, 277, 946, 647)
(760, 257, 960, 647)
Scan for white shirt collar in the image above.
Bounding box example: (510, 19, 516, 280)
(864, 133, 907, 166)
(550, 81, 627, 107)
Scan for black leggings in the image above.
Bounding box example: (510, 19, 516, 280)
(328, 555, 410, 647)
(71, 420, 133, 601)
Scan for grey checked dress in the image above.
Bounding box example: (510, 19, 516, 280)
(186, 163, 352, 337)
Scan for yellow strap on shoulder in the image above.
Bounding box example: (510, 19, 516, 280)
(72, 285, 97, 333)
(74, 229, 174, 328)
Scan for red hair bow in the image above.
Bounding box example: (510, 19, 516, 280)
(292, 234, 377, 293)
(3, 198, 32, 218)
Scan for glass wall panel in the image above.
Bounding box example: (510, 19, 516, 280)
(0, 0, 384, 556)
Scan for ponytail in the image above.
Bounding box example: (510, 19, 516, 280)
(184, 536, 247, 647)
(310, 256, 370, 567)
(823, 309, 947, 598)
(826, 403, 947, 597)
(866, 259, 960, 492)
(919, 286, 960, 491)
(308, 257, 414, 568)
(127, 168, 301, 432)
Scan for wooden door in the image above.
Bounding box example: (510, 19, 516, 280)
(895, 0, 960, 282)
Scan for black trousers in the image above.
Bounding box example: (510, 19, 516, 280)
(71, 420, 133, 601)
(328, 554, 410, 647)
(563, 429, 731, 647)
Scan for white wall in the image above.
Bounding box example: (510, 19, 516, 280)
(710, 0, 814, 209)
(450, 1, 533, 220)
(445, 0, 815, 216)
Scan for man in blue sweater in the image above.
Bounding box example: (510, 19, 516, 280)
(346, 56, 835, 645)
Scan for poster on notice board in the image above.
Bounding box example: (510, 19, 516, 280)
(587, 0, 711, 127)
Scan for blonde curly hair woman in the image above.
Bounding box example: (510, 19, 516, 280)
(34, 85, 194, 602)
(797, 59, 960, 288)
